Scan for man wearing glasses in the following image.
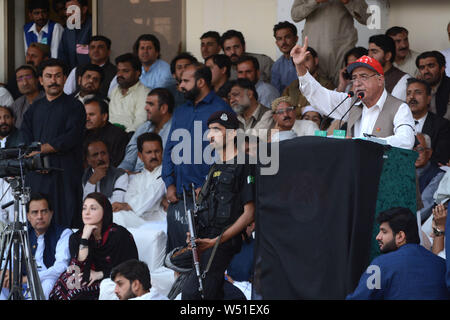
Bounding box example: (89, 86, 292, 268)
(11, 65, 45, 128)
(270, 96, 318, 142)
(227, 78, 273, 136)
(290, 37, 415, 150)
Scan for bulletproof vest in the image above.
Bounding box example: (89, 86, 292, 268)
(198, 164, 240, 237)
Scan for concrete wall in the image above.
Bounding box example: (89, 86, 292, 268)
(186, 0, 278, 61)
(276, 0, 389, 59)
(185, 0, 450, 62)
(14, 0, 25, 68)
(388, 0, 450, 53)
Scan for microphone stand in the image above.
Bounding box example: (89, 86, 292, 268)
(319, 91, 355, 131)
(338, 92, 365, 131)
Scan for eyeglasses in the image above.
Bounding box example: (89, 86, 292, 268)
(17, 75, 34, 82)
(350, 73, 378, 84)
(274, 106, 296, 115)
(414, 147, 429, 153)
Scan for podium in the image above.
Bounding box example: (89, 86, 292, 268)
(253, 136, 417, 300)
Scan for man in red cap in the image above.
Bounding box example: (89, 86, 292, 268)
(289, 37, 415, 150)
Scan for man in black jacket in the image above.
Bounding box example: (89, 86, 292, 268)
(416, 51, 450, 121)
(0, 107, 23, 148)
(407, 78, 450, 165)
(83, 96, 129, 167)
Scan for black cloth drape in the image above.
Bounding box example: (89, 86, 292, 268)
(253, 136, 385, 299)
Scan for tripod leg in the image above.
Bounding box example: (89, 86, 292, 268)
(11, 233, 23, 300)
(0, 231, 12, 298)
(18, 230, 44, 300)
(0, 232, 16, 300)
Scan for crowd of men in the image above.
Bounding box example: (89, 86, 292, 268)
(0, 0, 449, 300)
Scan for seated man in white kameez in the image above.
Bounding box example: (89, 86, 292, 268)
(107, 133, 172, 297)
(112, 132, 166, 228)
(82, 139, 129, 204)
(0, 193, 71, 300)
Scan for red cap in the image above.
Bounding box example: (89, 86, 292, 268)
(346, 55, 384, 76)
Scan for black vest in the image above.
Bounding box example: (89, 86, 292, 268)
(82, 166, 126, 199)
(436, 76, 450, 118)
(198, 164, 241, 237)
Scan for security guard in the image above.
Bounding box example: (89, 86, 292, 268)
(181, 111, 256, 300)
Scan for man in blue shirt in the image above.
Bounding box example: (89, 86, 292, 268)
(133, 34, 175, 90)
(347, 207, 449, 300)
(162, 63, 234, 253)
(108, 34, 176, 95)
(271, 21, 299, 94)
(237, 56, 279, 109)
(119, 88, 173, 173)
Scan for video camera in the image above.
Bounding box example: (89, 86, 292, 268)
(0, 142, 51, 178)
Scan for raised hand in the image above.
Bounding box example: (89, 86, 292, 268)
(290, 37, 312, 76)
(290, 36, 311, 66)
(81, 224, 98, 240)
(432, 204, 447, 231)
(89, 164, 108, 185)
(166, 185, 179, 204)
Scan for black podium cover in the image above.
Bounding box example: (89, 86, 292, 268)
(253, 136, 385, 299)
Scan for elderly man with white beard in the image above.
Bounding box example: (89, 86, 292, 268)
(227, 78, 273, 137)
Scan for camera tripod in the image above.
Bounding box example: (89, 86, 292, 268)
(0, 176, 45, 300)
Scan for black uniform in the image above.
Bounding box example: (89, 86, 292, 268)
(181, 158, 255, 300)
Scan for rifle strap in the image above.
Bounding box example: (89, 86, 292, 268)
(198, 164, 217, 204)
(201, 225, 230, 279)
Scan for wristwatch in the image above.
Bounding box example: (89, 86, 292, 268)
(79, 238, 89, 249)
(433, 227, 445, 237)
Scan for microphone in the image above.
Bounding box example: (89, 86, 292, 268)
(319, 91, 355, 130)
(338, 92, 364, 131)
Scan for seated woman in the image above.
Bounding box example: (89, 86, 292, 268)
(49, 193, 138, 300)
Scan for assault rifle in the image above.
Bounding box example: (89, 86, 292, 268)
(183, 184, 204, 299)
